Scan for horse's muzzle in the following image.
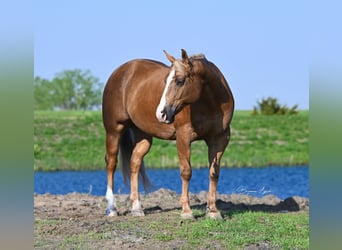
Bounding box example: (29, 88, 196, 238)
(157, 105, 176, 124)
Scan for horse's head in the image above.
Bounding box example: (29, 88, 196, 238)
(156, 49, 203, 123)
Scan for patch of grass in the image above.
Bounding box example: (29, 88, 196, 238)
(34, 110, 308, 171)
(112, 211, 308, 249)
(159, 212, 308, 249)
(34, 110, 105, 171)
(34, 210, 308, 249)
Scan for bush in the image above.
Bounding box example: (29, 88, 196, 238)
(252, 97, 298, 115)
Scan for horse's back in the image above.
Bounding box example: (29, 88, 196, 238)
(105, 59, 166, 89)
(102, 59, 168, 131)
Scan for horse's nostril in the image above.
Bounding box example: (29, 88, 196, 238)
(163, 105, 176, 123)
(161, 108, 167, 118)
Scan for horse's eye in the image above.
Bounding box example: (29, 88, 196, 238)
(176, 79, 185, 86)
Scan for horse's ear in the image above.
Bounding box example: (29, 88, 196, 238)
(181, 49, 192, 67)
(181, 49, 189, 62)
(163, 50, 176, 63)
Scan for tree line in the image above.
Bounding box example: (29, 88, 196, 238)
(34, 69, 299, 115)
(34, 69, 103, 110)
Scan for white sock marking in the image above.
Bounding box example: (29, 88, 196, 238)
(105, 185, 116, 210)
(132, 200, 142, 211)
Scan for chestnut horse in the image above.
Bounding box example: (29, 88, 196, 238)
(102, 49, 234, 219)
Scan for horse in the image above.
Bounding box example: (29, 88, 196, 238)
(102, 49, 234, 219)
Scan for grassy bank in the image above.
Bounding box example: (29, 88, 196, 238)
(34, 110, 308, 171)
(35, 209, 309, 249)
(34, 193, 309, 249)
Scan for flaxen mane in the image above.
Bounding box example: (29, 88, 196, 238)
(189, 53, 206, 60)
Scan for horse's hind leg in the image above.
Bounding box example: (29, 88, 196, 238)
(104, 129, 123, 216)
(130, 130, 152, 216)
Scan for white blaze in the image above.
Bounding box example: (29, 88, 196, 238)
(156, 69, 175, 122)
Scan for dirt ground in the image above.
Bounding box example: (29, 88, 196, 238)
(34, 188, 309, 249)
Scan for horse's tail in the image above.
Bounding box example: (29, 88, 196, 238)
(120, 128, 151, 191)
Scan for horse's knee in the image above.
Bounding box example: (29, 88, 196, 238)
(180, 167, 192, 181)
(105, 156, 117, 172)
(209, 166, 219, 181)
(210, 171, 219, 181)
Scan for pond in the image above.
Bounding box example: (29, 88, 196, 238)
(34, 166, 308, 200)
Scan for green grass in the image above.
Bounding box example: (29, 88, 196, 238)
(34, 110, 308, 171)
(146, 210, 309, 249)
(175, 211, 309, 249)
(35, 210, 309, 249)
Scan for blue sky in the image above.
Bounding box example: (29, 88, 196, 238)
(34, 1, 308, 110)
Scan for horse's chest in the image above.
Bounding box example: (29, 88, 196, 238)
(193, 119, 221, 137)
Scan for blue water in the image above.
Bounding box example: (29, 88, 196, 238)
(34, 166, 309, 200)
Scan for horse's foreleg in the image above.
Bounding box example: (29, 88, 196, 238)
(130, 133, 152, 216)
(206, 131, 230, 219)
(176, 135, 194, 219)
(105, 132, 121, 216)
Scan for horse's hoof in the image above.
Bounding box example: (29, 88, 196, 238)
(180, 212, 195, 220)
(206, 211, 223, 220)
(106, 208, 118, 217)
(131, 209, 145, 217)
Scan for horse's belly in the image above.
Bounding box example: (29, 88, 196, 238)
(130, 116, 177, 140)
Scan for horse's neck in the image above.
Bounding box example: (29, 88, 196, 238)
(202, 66, 231, 104)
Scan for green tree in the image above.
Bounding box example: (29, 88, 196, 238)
(34, 76, 55, 110)
(34, 69, 103, 110)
